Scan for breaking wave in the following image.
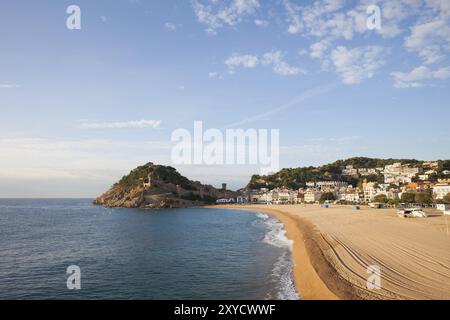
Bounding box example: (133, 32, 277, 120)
(255, 212, 299, 300)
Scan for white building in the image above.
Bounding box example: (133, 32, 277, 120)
(273, 190, 290, 204)
(423, 161, 439, 169)
(271, 189, 298, 204)
(362, 182, 397, 202)
(386, 191, 400, 200)
(358, 168, 377, 176)
(289, 191, 299, 203)
(358, 168, 368, 176)
(433, 184, 450, 200)
(236, 196, 248, 204)
(384, 163, 420, 184)
(363, 182, 378, 202)
(316, 181, 348, 189)
(338, 192, 361, 202)
(304, 190, 322, 203)
(216, 198, 235, 204)
(342, 165, 358, 176)
(251, 191, 273, 204)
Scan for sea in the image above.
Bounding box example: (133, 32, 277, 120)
(0, 199, 298, 300)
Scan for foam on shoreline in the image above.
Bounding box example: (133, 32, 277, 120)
(212, 205, 340, 300)
(255, 212, 299, 300)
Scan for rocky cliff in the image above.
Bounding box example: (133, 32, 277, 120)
(94, 162, 236, 208)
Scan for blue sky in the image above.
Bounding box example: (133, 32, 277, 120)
(1, 0, 449, 197)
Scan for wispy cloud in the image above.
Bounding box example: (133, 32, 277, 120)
(278, 0, 450, 87)
(405, 19, 450, 65)
(192, 0, 260, 34)
(310, 39, 331, 60)
(391, 65, 450, 88)
(164, 22, 177, 31)
(189, 0, 450, 87)
(330, 45, 386, 84)
(225, 51, 305, 76)
(0, 83, 19, 89)
(225, 53, 259, 72)
(79, 119, 161, 129)
(262, 51, 306, 76)
(254, 19, 267, 27)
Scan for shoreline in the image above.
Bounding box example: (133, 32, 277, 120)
(212, 204, 450, 300)
(212, 205, 340, 300)
(258, 207, 341, 300)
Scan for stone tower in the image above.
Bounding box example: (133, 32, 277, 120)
(143, 173, 153, 189)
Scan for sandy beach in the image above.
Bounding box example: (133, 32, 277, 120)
(216, 204, 450, 300)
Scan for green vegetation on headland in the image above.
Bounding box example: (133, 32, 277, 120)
(116, 163, 197, 191)
(94, 162, 235, 208)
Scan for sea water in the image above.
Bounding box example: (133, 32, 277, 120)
(0, 199, 298, 300)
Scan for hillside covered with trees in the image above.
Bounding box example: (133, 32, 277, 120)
(94, 162, 231, 208)
(246, 157, 449, 190)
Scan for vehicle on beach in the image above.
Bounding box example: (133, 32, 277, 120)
(397, 208, 428, 218)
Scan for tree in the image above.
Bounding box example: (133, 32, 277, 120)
(320, 192, 336, 204)
(444, 193, 450, 205)
(388, 198, 400, 206)
(415, 192, 433, 204)
(373, 194, 388, 203)
(442, 160, 450, 171)
(401, 192, 416, 204)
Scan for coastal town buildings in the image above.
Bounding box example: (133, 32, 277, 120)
(271, 189, 299, 204)
(236, 196, 249, 204)
(338, 192, 361, 202)
(250, 190, 272, 204)
(384, 163, 420, 184)
(358, 168, 378, 176)
(226, 160, 449, 207)
(315, 181, 348, 189)
(342, 165, 381, 177)
(341, 165, 359, 177)
(363, 181, 378, 202)
(216, 198, 235, 204)
(423, 161, 439, 169)
(304, 190, 323, 203)
(433, 184, 450, 200)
